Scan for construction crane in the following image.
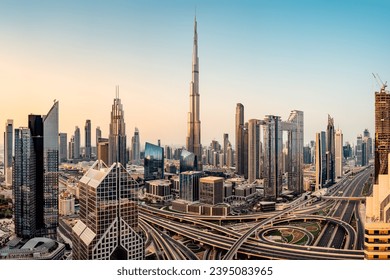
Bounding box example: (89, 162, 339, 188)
(372, 73, 388, 93)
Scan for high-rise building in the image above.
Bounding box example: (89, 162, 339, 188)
(326, 115, 335, 184)
(286, 110, 304, 194)
(180, 149, 197, 173)
(96, 126, 102, 148)
(199, 176, 224, 205)
(375, 83, 390, 182)
(71, 161, 144, 260)
(223, 133, 229, 166)
(13, 128, 36, 238)
(356, 134, 363, 166)
(74, 126, 80, 159)
(4, 119, 13, 186)
(109, 86, 127, 167)
(179, 171, 203, 201)
(85, 120, 91, 159)
(263, 115, 282, 199)
(315, 131, 327, 190)
(235, 103, 245, 175)
(130, 127, 140, 165)
(13, 101, 59, 239)
(186, 17, 202, 171)
(335, 129, 343, 178)
(226, 142, 234, 168)
(59, 133, 67, 163)
(248, 119, 261, 183)
(363, 128, 373, 160)
(97, 138, 109, 164)
(68, 135, 75, 160)
(144, 142, 164, 181)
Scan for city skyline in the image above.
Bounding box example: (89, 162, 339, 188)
(1, 0, 389, 149)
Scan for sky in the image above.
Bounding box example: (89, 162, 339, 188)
(1, 0, 390, 151)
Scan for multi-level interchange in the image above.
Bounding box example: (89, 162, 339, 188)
(1, 18, 390, 260)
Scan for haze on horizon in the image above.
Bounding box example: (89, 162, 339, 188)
(1, 0, 389, 150)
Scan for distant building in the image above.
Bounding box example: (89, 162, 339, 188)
(144, 142, 164, 181)
(130, 127, 141, 165)
(4, 119, 13, 186)
(84, 120, 91, 159)
(74, 126, 80, 159)
(108, 86, 127, 166)
(96, 126, 102, 149)
(315, 131, 327, 190)
(71, 161, 144, 260)
(59, 191, 75, 216)
(180, 149, 197, 173)
(97, 137, 109, 164)
(179, 171, 203, 201)
(145, 179, 173, 203)
(199, 176, 224, 205)
(335, 129, 343, 178)
(59, 132, 67, 163)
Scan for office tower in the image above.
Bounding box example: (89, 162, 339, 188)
(96, 126, 102, 148)
(109, 86, 127, 167)
(131, 127, 140, 165)
(97, 138, 109, 164)
(343, 142, 352, 159)
(263, 115, 282, 199)
(4, 119, 13, 186)
(375, 83, 390, 182)
(362, 141, 367, 166)
(315, 131, 327, 190)
(243, 122, 249, 179)
(42, 101, 59, 238)
(74, 126, 80, 159)
(164, 145, 172, 160)
(59, 133, 67, 163)
(144, 142, 164, 181)
(71, 161, 144, 260)
(286, 110, 304, 194)
(199, 176, 224, 205)
(326, 115, 335, 184)
(84, 120, 91, 159)
(13, 128, 36, 238)
(14, 101, 59, 239)
(186, 17, 202, 171)
(226, 142, 234, 168)
(335, 129, 343, 178)
(303, 145, 312, 164)
(179, 171, 203, 201)
(180, 149, 197, 173)
(248, 119, 261, 183)
(235, 103, 245, 175)
(223, 133, 229, 166)
(356, 134, 363, 166)
(68, 135, 75, 159)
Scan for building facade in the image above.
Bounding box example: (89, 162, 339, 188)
(4, 119, 13, 186)
(84, 119, 91, 159)
(335, 129, 343, 178)
(144, 142, 164, 181)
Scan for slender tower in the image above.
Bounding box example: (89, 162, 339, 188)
(186, 17, 202, 170)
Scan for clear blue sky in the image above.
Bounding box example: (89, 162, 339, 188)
(1, 0, 389, 149)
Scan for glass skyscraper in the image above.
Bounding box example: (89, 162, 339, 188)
(179, 149, 197, 173)
(144, 142, 164, 181)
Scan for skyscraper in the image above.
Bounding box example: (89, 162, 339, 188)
(71, 161, 144, 260)
(235, 103, 245, 175)
(109, 86, 127, 167)
(248, 119, 261, 183)
(335, 129, 343, 178)
(186, 17, 202, 170)
(96, 126, 102, 148)
(315, 131, 327, 190)
(85, 119, 91, 159)
(263, 115, 282, 199)
(223, 133, 229, 166)
(286, 110, 304, 194)
(179, 171, 203, 202)
(74, 126, 80, 159)
(13, 128, 36, 238)
(59, 133, 67, 163)
(131, 127, 140, 165)
(4, 119, 13, 186)
(144, 142, 164, 181)
(13, 101, 59, 239)
(326, 115, 335, 184)
(356, 134, 363, 166)
(68, 135, 75, 160)
(374, 83, 390, 182)
(180, 149, 197, 173)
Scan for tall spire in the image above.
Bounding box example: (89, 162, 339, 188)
(186, 16, 202, 170)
